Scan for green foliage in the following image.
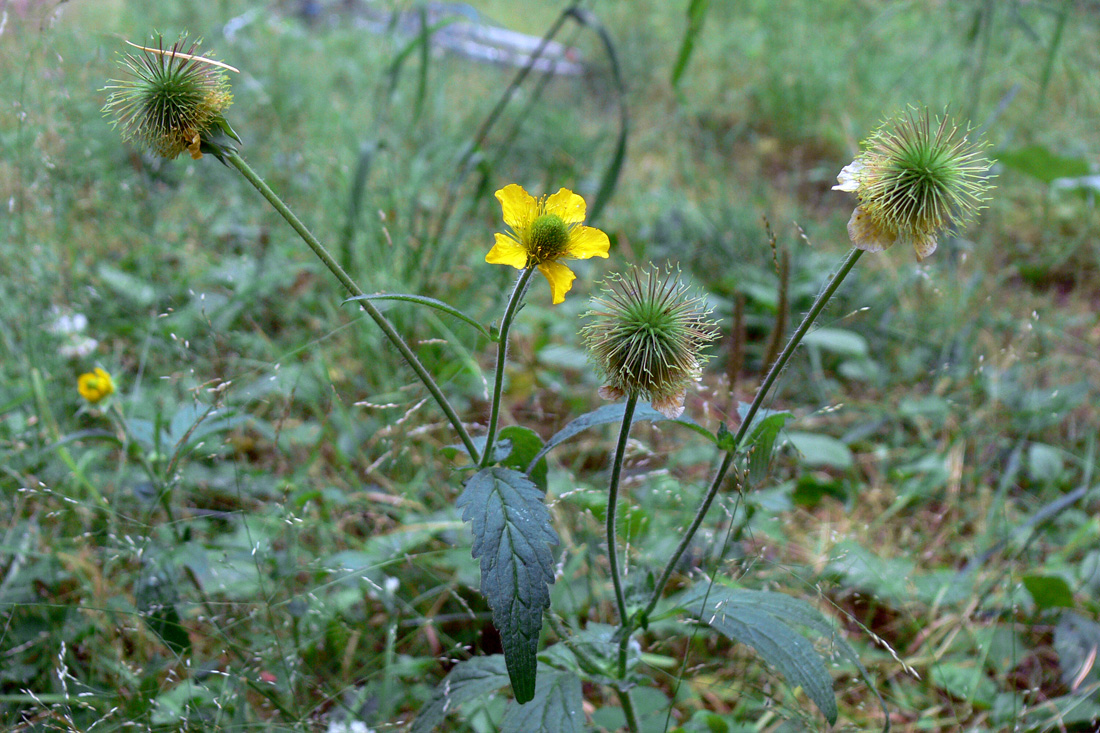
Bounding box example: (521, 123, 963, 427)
(500, 667, 584, 733)
(412, 656, 511, 733)
(681, 586, 843, 724)
(457, 468, 559, 703)
(671, 0, 711, 90)
(4, 0, 1100, 730)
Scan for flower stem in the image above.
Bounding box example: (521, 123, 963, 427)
(224, 149, 480, 463)
(607, 393, 638, 628)
(478, 266, 536, 467)
(639, 247, 864, 623)
(616, 685, 641, 733)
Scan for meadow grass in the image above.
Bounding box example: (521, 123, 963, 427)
(2, 0, 1099, 731)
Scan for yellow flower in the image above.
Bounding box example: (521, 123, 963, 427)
(78, 368, 116, 404)
(486, 184, 610, 304)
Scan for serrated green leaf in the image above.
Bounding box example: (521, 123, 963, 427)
(679, 585, 888, 728)
(683, 587, 837, 724)
(527, 402, 715, 472)
(501, 667, 584, 732)
(457, 468, 559, 703)
(411, 656, 510, 733)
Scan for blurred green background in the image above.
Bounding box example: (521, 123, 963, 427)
(2, 0, 1099, 730)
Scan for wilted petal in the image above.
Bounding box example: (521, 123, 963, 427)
(598, 385, 625, 401)
(485, 233, 528, 269)
(912, 234, 938, 261)
(846, 206, 896, 253)
(496, 184, 536, 230)
(651, 389, 687, 419)
(544, 188, 587, 224)
(538, 260, 576, 304)
(565, 225, 610, 260)
(833, 161, 862, 192)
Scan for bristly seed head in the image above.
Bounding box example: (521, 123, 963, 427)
(103, 34, 234, 160)
(582, 265, 719, 418)
(833, 107, 994, 260)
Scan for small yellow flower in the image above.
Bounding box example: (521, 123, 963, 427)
(486, 184, 610, 304)
(78, 368, 116, 404)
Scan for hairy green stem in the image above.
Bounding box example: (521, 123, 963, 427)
(225, 150, 480, 463)
(639, 247, 864, 623)
(607, 393, 638, 629)
(478, 266, 536, 467)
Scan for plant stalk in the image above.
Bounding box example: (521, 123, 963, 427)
(639, 247, 864, 623)
(478, 266, 536, 467)
(607, 393, 638, 629)
(225, 150, 480, 463)
(617, 686, 641, 733)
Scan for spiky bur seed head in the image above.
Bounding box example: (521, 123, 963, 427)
(103, 35, 233, 160)
(581, 266, 719, 419)
(833, 108, 993, 260)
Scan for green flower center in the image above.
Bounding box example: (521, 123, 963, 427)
(528, 214, 569, 261)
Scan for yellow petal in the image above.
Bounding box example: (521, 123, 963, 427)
(496, 184, 536, 230)
(846, 206, 896, 253)
(485, 233, 528, 269)
(538, 260, 576, 304)
(564, 225, 610, 260)
(543, 188, 587, 224)
(912, 234, 938, 261)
